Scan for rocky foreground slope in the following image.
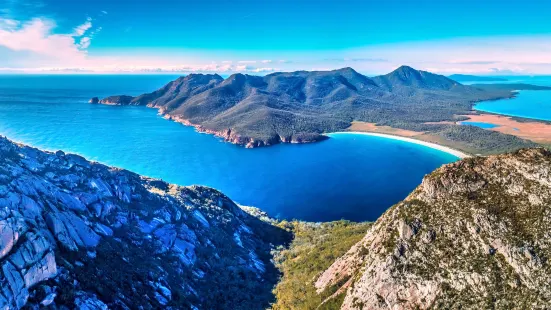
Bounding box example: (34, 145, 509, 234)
(2, 130, 550, 309)
(315, 148, 551, 309)
(0, 136, 289, 309)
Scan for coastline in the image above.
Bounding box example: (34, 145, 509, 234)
(459, 113, 551, 144)
(327, 131, 471, 159)
(92, 98, 473, 156)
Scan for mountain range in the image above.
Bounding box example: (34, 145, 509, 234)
(94, 66, 539, 154)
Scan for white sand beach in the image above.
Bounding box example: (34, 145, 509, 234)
(327, 132, 470, 159)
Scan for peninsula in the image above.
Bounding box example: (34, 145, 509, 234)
(94, 66, 543, 155)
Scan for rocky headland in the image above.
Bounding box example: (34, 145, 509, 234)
(0, 136, 290, 309)
(314, 148, 551, 309)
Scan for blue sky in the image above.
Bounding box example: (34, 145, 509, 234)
(1, 0, 551, 74)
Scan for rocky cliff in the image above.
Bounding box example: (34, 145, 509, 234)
(315, 148, 551, 309)
(0, 136, 290, 309)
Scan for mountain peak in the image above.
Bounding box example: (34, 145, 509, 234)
(394, 65, 418, 72)
(373, 65, 462, 91)
(334, 67, 357, 73)
(222, 73, 266, 89)
(389, 65, 423, 78)
(184, 73, 224, 80)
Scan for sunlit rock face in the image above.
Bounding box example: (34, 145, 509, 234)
(316, 148, 551, 309)
(0, 136, 289, 309)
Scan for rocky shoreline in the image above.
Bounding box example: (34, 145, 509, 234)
(89, 96, 135, 106)
(165, 115, 327, 148)
(90, 95, 327, 148)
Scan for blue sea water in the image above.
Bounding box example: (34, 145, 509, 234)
(460, 121, 500, 129)
(475, 90, 551, 121)
(0, 75, 458, 222)
(471, 76, 551, 121)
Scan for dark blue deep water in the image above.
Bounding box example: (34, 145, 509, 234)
(0, 75, 458, 222)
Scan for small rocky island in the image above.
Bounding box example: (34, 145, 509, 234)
(92, 66, 540, 153)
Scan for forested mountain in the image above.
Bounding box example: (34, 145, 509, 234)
(95, 66, 536, 153)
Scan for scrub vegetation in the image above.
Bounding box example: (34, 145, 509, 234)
(271, 220, 371, 310)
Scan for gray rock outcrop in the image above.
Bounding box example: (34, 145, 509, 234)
(0, 136, 289, 309)
(316, 148, 551, 309)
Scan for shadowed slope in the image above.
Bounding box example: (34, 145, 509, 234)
(0, 136, 290, 309)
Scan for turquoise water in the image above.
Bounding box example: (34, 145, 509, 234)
(472, 76, 551, 121)
(0, 75, 458, 222)
(460, 121, 500, 129)
(461, 76, 551, 86)
(475, 90, 551, 121)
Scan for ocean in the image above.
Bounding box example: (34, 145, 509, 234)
(469, 76, 551, 121)
(0, 74, 458, 222)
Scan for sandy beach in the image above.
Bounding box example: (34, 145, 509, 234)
(327, 132, 470, 159)
(459, 114, 551, 144)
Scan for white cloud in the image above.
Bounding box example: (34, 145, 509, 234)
(0, 61, 281, 74)
(78, 37, 91, 49)
(2, 16, 551, 76)
(0, 15, 104, 68)
(73, 18, 92, 36)
(341, 35, 551, 75)
(0, 18, 85, 61)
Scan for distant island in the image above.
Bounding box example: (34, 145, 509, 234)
(471, 83, 551, 91)
(95, 66, 546, 155)
(448, 74, 508, 82)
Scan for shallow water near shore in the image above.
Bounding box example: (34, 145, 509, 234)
(0, 75, 459, 222)
(460, 121, 500, 129)
(475, 90, 551, 121)
(472, 76, 551, 122)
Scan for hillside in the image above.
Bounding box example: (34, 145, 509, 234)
(0, 136, 290, 309)
(2, 133, 551, 309)
(272, 221, 372, 310)
(315, 148, 551, 309)
(373, 66, 473, 93)
(95, 66, 540, 154)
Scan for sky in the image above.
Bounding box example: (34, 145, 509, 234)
(1, 0, 551, 75)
